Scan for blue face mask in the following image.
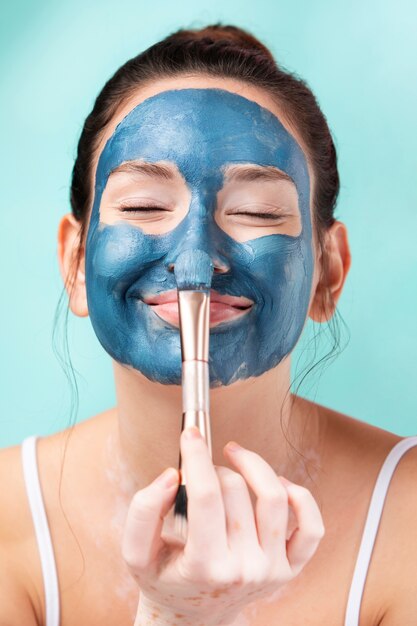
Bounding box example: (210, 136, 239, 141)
(85, 88, 314, 386)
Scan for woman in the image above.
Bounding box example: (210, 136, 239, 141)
(1, 24, 416, 626)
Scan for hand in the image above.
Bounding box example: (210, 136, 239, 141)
(122, 427, 325, 626)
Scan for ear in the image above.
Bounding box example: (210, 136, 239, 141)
(309, 220, 351, 323)
(57, 213, 89, 317)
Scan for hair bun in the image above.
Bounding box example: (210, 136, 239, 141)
(170, 23, 276, 64)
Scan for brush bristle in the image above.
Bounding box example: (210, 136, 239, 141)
(174, 484, 188, 519)
(174, 484, 188, 540)
(174, 250, 213, 290)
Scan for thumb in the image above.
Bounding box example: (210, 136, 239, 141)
(122, 468, 179, 573)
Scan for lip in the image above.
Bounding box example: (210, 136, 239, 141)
(142, 289, 254, 327)
(143, 289, 254, 307)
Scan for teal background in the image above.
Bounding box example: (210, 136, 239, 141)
(1, 0, 416, 447)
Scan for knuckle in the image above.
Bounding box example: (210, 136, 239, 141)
(122, 547, 145, 572)
(315, 522, 326, 539)
(295, 484, 314, 501)
(290, 561, 305, 578)
(270, 562, 293, 584)
(244, 561, 269, 586)
(179, 557, 206, 581)
(245, 571, 264, 587)
(195, 487, 219, 506)
(130, 492, 158, 518)
(222, 471, 246, 491)
(207, 562, 240, 587)
(131, 489, 152, 508)
(303, 522, 326, 542)
(262, 485, 288, 506)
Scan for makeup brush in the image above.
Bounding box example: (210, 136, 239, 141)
(173, 249, 214, 540)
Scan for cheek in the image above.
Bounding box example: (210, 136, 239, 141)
(247, 234, 313, 325)
(86, 223, 160, 290)
(249, 234, 306, 284)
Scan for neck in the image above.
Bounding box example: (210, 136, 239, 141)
(105, 359, 325, 498)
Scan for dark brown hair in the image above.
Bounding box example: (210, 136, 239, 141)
(71, 24, 338, 247)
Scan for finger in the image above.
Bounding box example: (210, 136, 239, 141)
(223, 443, 289, 563)
(180, 427, 229, 566)
(215, 466, 260, 560)
(121, 468, 179, 573)
(282, 479, 325, 576)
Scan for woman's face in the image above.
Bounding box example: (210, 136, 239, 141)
(84, 76, 318, 386)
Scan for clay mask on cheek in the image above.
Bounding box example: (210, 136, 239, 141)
(85, 89, 314, 386)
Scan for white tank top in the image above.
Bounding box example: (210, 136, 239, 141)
(21, 434, 417, 626)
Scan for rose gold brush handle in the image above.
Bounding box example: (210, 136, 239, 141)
(177, 291, 211, 486)
(179, 409, 212, 485)
(178, 364, 212, 486)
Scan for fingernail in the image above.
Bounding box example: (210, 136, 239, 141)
(226, 441, 242, 453)
(184, 426, 202, 440)
(157, 468, 178, 488)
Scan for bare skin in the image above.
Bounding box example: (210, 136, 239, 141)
(1, 402, 414, 626)
(1, 75, 416, 625)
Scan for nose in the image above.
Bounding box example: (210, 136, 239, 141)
(166, 231, 231, 276)
(164, 199, 232, 275)
(168, 261, 229, 274)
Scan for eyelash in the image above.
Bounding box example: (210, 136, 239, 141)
(228, 211, 285, 221)
(119, 206, 287, 221)
(120, 205, 169, 213)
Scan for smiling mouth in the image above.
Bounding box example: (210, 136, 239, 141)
(142, 289, 254, 327)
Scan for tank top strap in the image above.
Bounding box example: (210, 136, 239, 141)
(21, 436, 60, 626)
(344, 435, 417, 626)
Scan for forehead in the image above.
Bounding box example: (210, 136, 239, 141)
(95, 88, 310, 195)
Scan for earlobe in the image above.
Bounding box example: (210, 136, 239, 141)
(57, 213, 89, 318)
(309, 221, 351, 323)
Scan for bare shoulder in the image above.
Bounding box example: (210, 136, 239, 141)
(0, 443, 40, 624)
(312, 400, 417, 622)
(294, 397, 404, 478)
(0, 410, 114, 625)
(373, 436, 417, 623)
(0, 442, 36, 546)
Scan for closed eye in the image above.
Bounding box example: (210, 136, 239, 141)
(225, 207, 292, 221)
(228, 211, 286, 220)
(119, 205, 172, 213)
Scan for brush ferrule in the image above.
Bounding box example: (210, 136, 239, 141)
(177, 290, 209, 361)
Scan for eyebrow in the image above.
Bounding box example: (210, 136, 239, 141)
(109, 161, 176, 181)
(108, 161, 294, 185)
(223, 164, 294, 184)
